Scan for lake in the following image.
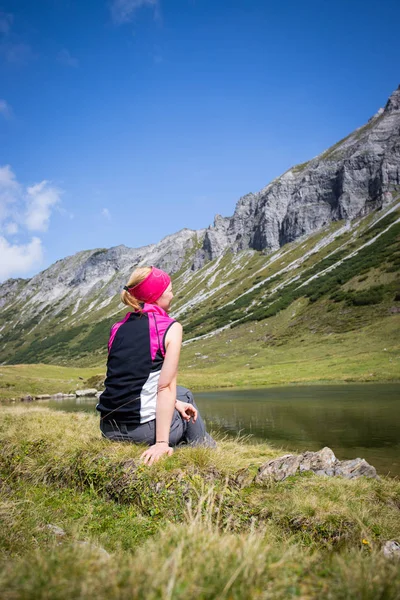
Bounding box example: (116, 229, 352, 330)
(44, 382, 400, 477)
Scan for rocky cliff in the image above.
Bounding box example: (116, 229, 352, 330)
(193, 86, 400, 267)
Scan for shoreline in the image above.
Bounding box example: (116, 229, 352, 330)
(183, 377, 400, 394)
(1, 373, 400, 402)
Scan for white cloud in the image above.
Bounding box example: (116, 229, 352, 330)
(102, 208, 111, 220)
(0, 99, 12, 119)
(110, 0, 158, 24)
(57, 48, 79, 68)
(25, 180, 62, 232)
(0, 235, 43, 280)
(5, 221, 18, 235)
(0, 165, 63, 282)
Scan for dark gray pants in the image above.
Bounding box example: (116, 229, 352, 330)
(100, 386, 216, 448)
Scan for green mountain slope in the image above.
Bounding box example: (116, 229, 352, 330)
(1, 197, 399, 386)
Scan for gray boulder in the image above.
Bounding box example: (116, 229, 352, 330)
(255, 447, 378, 483)
(335, 458, 377, 479)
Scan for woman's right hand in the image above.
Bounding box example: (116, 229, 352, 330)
(140, 442, 173, 466)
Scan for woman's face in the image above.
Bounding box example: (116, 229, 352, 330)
(155, 283, 173, 313)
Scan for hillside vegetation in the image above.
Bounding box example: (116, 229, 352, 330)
(0, 198, 399, 397)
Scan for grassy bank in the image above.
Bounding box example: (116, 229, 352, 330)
(0, 364, 102, 401)
(1, 407, 400, 598)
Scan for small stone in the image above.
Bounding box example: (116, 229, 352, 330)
(75, 541, 110, 558)
(46, 524, 66, 536)
(20, 395, 34, 402)
(233, 467, 254, 488)
(382, 540, 400, 559)
(34, 394, 51, 400)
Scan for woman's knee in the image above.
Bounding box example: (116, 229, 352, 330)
(176, 385, 195, 405)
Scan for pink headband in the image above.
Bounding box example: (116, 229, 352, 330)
(124, 266, 171, 303)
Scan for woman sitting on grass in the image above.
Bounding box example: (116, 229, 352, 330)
(96, 265, 216, 465)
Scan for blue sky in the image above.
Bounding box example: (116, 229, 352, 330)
(0, 0, 399, 281)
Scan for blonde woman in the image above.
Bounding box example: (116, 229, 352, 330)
(96, 265, 216, 465)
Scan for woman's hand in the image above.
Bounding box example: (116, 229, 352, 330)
(140, 442, 173, 466)
(175, 399, 197, 423)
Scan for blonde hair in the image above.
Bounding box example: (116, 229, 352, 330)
(121, 266, 152, 312)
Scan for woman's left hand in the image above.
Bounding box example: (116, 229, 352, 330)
(175, 399, 197, 423)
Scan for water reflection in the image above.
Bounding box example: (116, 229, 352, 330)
(197, 384, 400, 476)
(44, 383, 400, 477)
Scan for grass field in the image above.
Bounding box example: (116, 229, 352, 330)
(0, 407, 400, 599)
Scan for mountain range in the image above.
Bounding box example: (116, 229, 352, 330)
(0, 86, 399, 372)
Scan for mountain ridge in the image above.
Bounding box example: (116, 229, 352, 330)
(0, 86, 399, 367)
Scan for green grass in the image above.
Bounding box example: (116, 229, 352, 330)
(0, 364, 101, 400)
(1, 407, 400, 599)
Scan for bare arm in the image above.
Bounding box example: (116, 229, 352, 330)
(140, 321, 182, 465)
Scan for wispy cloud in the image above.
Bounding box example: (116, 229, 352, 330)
(110, 0, 159, 24)
(0, 99, 12, 119)
(0, 41, 34, 64)
(102, 208, 111, 220)
(0, 11, 35, 65)
(0, 165, 63, 281)
(57, 48, 79, 68)
(0, 11, 13, 35)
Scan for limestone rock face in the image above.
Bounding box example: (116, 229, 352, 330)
(193, 85, 400, 268)
(255, 447, 378, 483)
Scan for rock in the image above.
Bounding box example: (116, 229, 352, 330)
(34, 394, 51, 400)
(335, 458, 377, 479)
(299, 447, 337, 476)
(75, 541, 110, 559)
(192, 85, 400, 269)
(382, 540, 400, 559)
(76, 389, 98, 397)
(52, 393, 76, 399)
(256, 453, 303, 483)
(233, 467, 254, 488)
(46, 524, 66, 537)
(255, 447, 378, 483)
(20, 395, 34, 402)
